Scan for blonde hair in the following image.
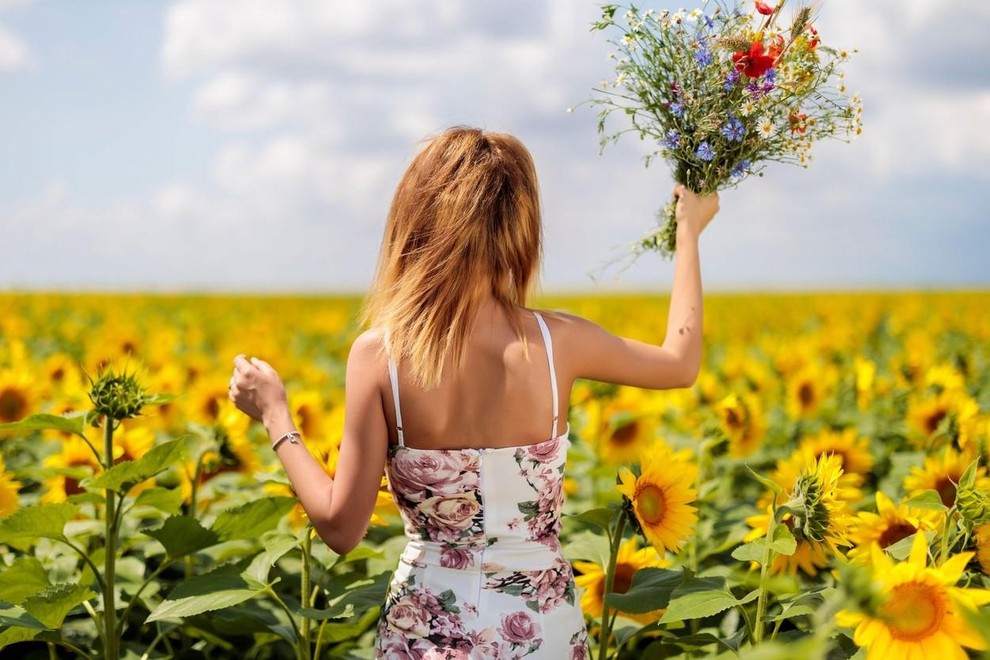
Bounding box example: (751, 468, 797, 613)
(361, 126, 543, 388)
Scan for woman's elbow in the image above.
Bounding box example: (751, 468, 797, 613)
(312, 517, 367, 556)
(664, 357, 701, 389)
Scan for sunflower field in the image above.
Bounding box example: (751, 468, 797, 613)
(1, 291, 990, 659)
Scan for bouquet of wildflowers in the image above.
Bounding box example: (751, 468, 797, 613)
(590, 0, 862, 257)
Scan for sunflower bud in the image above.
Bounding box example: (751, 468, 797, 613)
(779, 454, 847, 545)
(957, 486, 990, 526)
(89, 369, 148, 421)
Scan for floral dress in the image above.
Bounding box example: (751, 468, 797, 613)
(376, 312, 589, 659)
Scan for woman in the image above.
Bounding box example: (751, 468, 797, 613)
(229, 126, 718, 657)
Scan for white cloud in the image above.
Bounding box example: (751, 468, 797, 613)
(0, 20, 29, 70)
(4, 0, 988, 291)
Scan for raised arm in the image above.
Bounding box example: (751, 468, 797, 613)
(564, 185, 719, 389)
(229, 330, 388, 555)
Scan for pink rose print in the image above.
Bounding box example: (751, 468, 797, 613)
(499, 610, 541, 644)
(420, 493, 482, 541)
(440, 547, 476, 570)
(389, 452, 479, 502)
(526, 436, 561, 462)
(386, 595, 431, 638)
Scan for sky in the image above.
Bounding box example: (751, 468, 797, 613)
(1, 0, 988, 293)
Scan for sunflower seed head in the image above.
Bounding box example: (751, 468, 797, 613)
(89, 369, 148, 421)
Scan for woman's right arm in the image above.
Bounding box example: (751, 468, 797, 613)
(564, 185, 719, 390)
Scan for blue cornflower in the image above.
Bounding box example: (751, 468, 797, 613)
(694, 141, 715, 162)
(703, 14, 714, 29)
(723, 69, 741, 91)
(720, 116, 745, 142)
(663, 129, 681, 150)
(764, 69, 776, 83)
(694, 45, 712, 67)
(731, 160, 751, 178)
(669, 102, 685, 117)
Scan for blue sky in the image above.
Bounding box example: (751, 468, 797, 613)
(1, 0, 988, 292)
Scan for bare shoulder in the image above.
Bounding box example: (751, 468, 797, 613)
(347, 328, 388, 373)
(534, 308, 605, 341)
(530, 308, 610, 376)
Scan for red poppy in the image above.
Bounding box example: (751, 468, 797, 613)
(767, 34, 786, 60)
(788, 111, 808, 134)
(806, 25, 820, 49)
(732, 42, 775, 78)
(755, 1, 775, 15)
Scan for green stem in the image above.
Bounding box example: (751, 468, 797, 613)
(103, 420, 119, 660)
(185, 455, 205, 581)
(46, 639, 91, 658)
(597, 508, 628, 660)
(119, 561, 171, 638)
(939, 507, 955, 564)
(314, 618, 328, 660)
(62, 538, 107, 595)
(267, 586, 304, 660)
(300, 529, 313, 660)
(140, 623, 173, 660)
(753, 514, 776, 645)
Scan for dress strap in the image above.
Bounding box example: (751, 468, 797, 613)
(387, 359, 405, 447)
(533, 312, 559, 439)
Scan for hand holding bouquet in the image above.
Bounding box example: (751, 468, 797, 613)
(590, 1, 862, 257)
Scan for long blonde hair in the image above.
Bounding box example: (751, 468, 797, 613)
(361, 126, 543, 388)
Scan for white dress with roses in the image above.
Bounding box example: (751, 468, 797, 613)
(376, 312, 589, 659)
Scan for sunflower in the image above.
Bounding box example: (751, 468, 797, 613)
(616, 441, 698, 554)
(40, 435, 102, 503)
(923, 363, 967, 396)
(760, 444, 864, 511)
(574, 536, 670, 623)
(785, 365, 828, 420)
(41, 353, 84, 396)
(112, 422, 157, 464)
(292, 390, 328, 441)
(848, 492, 941, 561)
(904, 448, 989, 508)
(907, 391, 957, 446)
(954, 398, 987, 454)
(595, 390, 659, 465)
(187, 378, 230, 426)
(0, 454, 22, 516)
(836, 533, 990, 659)
(745, 453, 853, 576)
(0, 368, 36, 424)
(798, 428, 874, 479)
(716, 392, 766, 457)
(144, 363, 188, 431)
(975, 523, 990, 576)
(719, 346, 771, 393)
(854, 356, 877, 411)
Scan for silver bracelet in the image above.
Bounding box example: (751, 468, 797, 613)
(272, 430, 301, 451)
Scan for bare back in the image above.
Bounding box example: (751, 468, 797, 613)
(383, 302, 568, 450)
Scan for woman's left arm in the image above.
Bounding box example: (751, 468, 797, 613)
(230, 331, 388, 555)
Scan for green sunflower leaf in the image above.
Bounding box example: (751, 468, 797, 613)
(659, 576, 739, 623)
(605, 567, 683, 614)
(903, 489, 948, 512)
(0, 411, 95, 439)
(83, 438, 186, 493)
(146, 575, 266, 623)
